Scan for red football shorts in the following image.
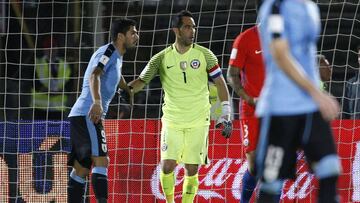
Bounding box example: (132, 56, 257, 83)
(239, 116, 260, 153)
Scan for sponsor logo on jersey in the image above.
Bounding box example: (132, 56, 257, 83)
(180, 61, 187, 71)
(230, 48, 238, 59)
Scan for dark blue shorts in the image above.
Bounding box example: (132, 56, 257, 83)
(67, 116, 108, 169)
(256, 111, 337, 181)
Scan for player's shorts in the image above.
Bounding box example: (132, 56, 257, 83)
(256, 111, 337, 181)
(240, 116, 260, 153)
(67, 116, 108, 169)
(160, 120, 209, 165)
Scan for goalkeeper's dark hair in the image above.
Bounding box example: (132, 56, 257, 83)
(172, 10, 194, 28)
(110, 18, 137, 41)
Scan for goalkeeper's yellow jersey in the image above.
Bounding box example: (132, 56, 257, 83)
(139, 43, 222, 128)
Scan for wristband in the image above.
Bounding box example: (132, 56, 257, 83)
(221, 101, 231, 115)
(221, 101, 230, 106)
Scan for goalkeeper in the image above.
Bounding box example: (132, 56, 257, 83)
(129, 10, 232, 203)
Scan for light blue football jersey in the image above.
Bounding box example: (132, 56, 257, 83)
(256, 0, 321, 117)
(69, 43, 122, 118)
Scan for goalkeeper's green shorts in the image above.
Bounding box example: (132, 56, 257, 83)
(160, 121, 209, 165)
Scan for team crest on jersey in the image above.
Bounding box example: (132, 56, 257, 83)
(243, 138, 249, 147)
(190, 59, 200, 69)
(161, 143, 168, 151)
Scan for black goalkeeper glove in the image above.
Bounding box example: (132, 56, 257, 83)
(216, 119, 232, 138)
(215, 101, 232, 138)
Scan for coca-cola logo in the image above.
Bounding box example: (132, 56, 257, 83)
(150, 157, 316, 201)
(281, 151, 315, 200)
(150, 158, 248, 200)
(149, 145, 360, 202)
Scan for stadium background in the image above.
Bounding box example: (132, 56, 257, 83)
(0, 0, 359, 202)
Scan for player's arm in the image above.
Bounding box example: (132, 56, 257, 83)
(127, 77, 146, 107)
(227, 65, 256, 106)
(212, 74, 232, 138)
(119, 75, 130, 92)
(129, 51, 162, 92)
(128, 52, 162, 103)
(89, 67, 103, 124)
(269, 16, 339, 121)
(208, 60, 232, 138)
(128, 78, 146, 93)
(89, 44, 116, 123)
(213, 75, 230, 103)
(227, 30, 257, 106)
(205, 48, 232, 137)
(117, 75, 135, 107)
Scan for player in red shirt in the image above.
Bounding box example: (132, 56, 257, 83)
(227, 25, 265, 203)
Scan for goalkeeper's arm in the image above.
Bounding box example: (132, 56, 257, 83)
(213, 75, 230, 103)
(118, 75, 132, 94)
(128, 77, 146, 93)
(212, 75, 232, 138)
(125, 77, 147, 106)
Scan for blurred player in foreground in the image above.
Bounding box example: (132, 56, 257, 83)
(256, 0, 341, 202)
(129, 10, 232, 203)
(227, 24, 265, 203)
(67, 18, 138, 203)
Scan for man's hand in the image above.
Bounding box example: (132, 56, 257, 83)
(88, 100, 103, 124)
(216, 117, 232, 138)
(215, 101, 232, 138)
(246, 96, 258, 106)
(117, 85, 134, 108)
(127, 85, 134, 108)
(311, 90, 339, 121)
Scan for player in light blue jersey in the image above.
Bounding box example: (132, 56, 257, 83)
(67, 18, 138, 203)
(256, 1, 341, 203)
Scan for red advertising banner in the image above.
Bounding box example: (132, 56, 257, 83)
(1, 120, 359, 202)
(102, 120, 360, 203)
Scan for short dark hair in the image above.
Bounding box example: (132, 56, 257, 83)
(110, 18, 137, 41)
(171, 10, 194, 28)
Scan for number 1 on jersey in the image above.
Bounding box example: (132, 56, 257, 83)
(182, 72, 187, 83)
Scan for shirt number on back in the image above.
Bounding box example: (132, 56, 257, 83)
(264, 145, 284, 182)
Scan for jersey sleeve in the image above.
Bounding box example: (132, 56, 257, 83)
(229, 32, 248, 69)
(203, 48, 219, 71)
(200, 47, 222, 79)
(268, 2, 284, 40)
(97, 44, 116, 72)
(139, 51, 164, 84)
